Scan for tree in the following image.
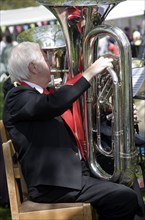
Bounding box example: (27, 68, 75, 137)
(0, 0, 38, 10)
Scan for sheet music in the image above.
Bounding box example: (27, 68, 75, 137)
(132, 67, 145, 97)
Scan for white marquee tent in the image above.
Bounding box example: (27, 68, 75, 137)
(106, 0, 145, 20)
(0, 5, 56, 26)
(0, 0, 145, 27)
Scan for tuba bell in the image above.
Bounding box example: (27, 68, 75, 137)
(38, 0, 137, 185)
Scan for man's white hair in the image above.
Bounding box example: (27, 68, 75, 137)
(8, 42, 43, 83)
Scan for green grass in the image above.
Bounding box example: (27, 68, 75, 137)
(0, 207, 11, 220)
(142, 189, 145, 202)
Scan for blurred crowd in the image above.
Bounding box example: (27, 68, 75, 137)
(98, 25, 145, 61)
(124, 25, 144, 59)
(0, 34, 18, 76)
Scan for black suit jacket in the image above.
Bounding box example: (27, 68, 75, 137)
(3, 76, 90, 190)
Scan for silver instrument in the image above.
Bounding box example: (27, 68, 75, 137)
(38, 0, 136, 185)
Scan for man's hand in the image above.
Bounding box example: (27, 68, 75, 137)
(82, 57, 113, 82)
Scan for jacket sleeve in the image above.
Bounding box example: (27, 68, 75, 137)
(3, 76, 90, 121)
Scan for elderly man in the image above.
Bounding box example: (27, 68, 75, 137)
(3, 41, 142, 220)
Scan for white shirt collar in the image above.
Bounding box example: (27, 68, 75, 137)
(23, 80, 43, 94)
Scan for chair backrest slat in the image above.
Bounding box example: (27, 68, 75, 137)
(0, 120, 8, 143)
(2, 140, 21, 219)
(0, 120, 29, 201)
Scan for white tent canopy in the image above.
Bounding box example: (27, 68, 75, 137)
(0, 5, 56, 26)
(106, 0, 145, 20)
(0, 0, 145, 26)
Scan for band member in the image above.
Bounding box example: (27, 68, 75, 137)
(3, 42, 142, 220)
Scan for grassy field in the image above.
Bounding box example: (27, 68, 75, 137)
(0, 207, 11, 220)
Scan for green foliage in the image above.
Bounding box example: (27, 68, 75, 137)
(0, 207, 11, 220)
(17, 28, 36, 43)
(0, 0, 39, 10)
(142, 189, 145, 202)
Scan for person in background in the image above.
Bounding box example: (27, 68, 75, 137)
(3, 42, 143, 220)
(108, 37, 119, 56)
(1, 35, 14, 75)
(132, 30, 142, 58)
(0, 34, 6, 76)
(0, 34, 6, 58)
(124, 27, 133, 43)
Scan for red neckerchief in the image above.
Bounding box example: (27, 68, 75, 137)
(19, 81, 31, 87)
(61, 103, 86, 160)
(63, 74, 87, 160)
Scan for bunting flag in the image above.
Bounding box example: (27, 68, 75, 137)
(16, 25, 22, 33)
(37, 21, 42, 26)
(1, 20, 61, 41)
(1, 26, 6, 33)
(30, 23, 35, 28)
(8, 26, 14, 34)
(23, 24, 29, 30)
(42, 21, 48, 26)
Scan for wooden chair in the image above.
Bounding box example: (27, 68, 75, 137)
(1, 124, 96, 220)
(0, 120, 8, 143)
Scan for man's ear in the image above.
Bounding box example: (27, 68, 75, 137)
(28, 62, 37, 74)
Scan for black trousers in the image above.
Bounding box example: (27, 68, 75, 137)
(29, 161, 143, 220)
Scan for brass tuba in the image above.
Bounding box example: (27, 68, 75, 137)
(38, 0, 137, 185)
